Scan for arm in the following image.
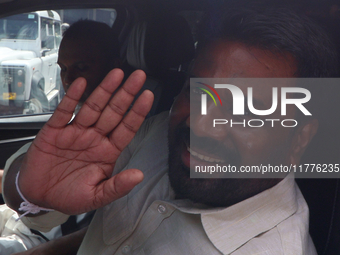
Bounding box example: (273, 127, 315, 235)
(3, 154, 26, 210)
(12, 227, 88, 255)
(3, 144, 69, 231)
(3, 69, 153, 216)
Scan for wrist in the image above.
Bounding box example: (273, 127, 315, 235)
(3, 154, 26, 211)
(15, 171, 54, 221)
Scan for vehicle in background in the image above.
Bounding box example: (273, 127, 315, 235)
(0, 10, 63, 115)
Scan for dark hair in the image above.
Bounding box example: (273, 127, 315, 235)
(63, 19, 120, 67)
(197, 7, 339, 77)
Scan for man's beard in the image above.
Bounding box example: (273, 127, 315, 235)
(167, 122, 284, 207)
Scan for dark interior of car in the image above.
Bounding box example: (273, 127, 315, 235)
(0, 0, 339, 254)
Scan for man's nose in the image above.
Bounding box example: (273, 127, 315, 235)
(61, 71, 76, 90)
(188, 100, 232, 140)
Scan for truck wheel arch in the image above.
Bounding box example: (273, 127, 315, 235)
(30, 72, 49, 112)
(31, 72, 45, 92)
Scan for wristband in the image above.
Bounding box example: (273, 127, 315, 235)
(15, 171, 54, 221)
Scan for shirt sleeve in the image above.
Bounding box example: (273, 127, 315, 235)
(2, 142, 32, 196)
(2, 142, 69, 232)
(0, 204, 65, 255)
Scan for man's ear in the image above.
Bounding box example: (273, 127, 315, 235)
(290, 118, 319, 165)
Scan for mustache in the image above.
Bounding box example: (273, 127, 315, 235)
(176, 125, 241, 166)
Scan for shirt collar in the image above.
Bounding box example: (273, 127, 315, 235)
(167, 174, 298, 254)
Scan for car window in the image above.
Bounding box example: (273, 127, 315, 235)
(0, 8, 117, 121)
(0, 13, 39, 40)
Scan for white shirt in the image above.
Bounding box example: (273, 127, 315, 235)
(0, 204, 63, 254)
(4, 112, 317, 254)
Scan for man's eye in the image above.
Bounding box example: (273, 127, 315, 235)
(244, 108, 252, 116)
(76, 64, 89, 72)
(244, 105, 257, 118)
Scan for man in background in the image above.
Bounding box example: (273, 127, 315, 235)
(57, 19, 121, 105)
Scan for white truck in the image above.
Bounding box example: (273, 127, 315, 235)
(0, 10, 63, 115)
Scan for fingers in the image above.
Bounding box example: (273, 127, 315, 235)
(47, 78, 86, 128)
(74, 69, 147, 131)
(92, 70, 148, 135)
(74, 69, 125, 128)
(109, 90, 154, 152)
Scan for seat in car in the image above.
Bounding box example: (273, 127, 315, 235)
(125, 14, 195, 116)
(296, 178, 340, 255)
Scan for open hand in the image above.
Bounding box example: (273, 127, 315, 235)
(17, 69, 153, 215)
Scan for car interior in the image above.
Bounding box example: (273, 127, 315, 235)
(0, 0, 339, 254)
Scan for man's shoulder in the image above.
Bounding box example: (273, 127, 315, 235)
(141, 111, 169, 133)
(197, 177, 317, 254)
(132, 111, 169, 144)
(236, 181, 317, 255)
(274, 183, 317, 254)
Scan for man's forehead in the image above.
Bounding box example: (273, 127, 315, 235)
(190, 40, 299, 110)
(193, 40, 298, 79)
(59, 38, 105, 60)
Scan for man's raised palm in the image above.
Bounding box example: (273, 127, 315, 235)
(17, 69, 153, 215)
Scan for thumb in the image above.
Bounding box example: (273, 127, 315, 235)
(100, 169, 144, 206)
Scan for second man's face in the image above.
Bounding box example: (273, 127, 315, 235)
(57, 37, 110, 103)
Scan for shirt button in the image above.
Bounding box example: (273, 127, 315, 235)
(157, 204, 167, 214)
(122, 245, 131, 254)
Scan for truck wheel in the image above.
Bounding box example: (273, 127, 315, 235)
(30, 79, 49, 112)
(26, 98, 43, 114)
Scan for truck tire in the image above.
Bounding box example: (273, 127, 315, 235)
(30, 75, 49, 113)
(26, 98, 43, 113)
